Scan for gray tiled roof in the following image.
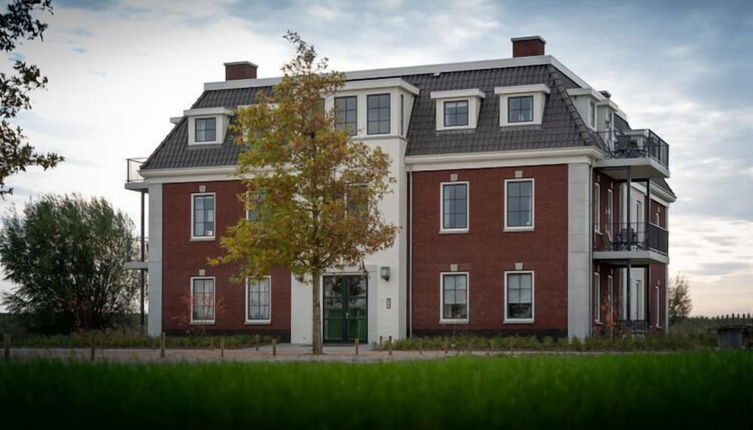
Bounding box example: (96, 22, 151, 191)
(141, 64, 606, 170)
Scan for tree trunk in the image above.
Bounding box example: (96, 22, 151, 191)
(311, 270, 323, 355)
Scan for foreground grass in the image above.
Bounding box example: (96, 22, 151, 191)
(1, 353, 751, 429)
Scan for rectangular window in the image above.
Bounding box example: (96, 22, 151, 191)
(400, 94, 405, 135)
(246, 192, 264, 222)
(505, 179, 534, 230)
(636, 279, 644, 320)
(444, 100, 469, 127)
(195, 117, 217, 142)
(606, 189, 614, 236)
(505, 272, 533, 322)
(593, 272, 601, 323)
(441, 182, 468, 231)
(593, 183, 601, 233)
(346, 184, 368, 219)
(246, 277, 271, 323)
(334, 96, 357, 135)
(507, 96, 533, 123)
(608, 275, 614, 323)
(192, 193, 215, 239)
(367, 93, 390, 135)
(655, 283, 662, 327)
(441, 273, 468, 321)
(191, 278, 215, 323)
(589, 101, 596, 128)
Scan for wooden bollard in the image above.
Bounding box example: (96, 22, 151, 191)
(272, 338, 277, 356)
(379, 335, 383, 347)
(255, 335, 260, 351)
(388, 336, 393, 356)
(90, 336, 96, 361)
(220, 337, 225, 359)
(443, 338, 448, 355)
(160, 332, 166, 358)
(487, 340, 493, 356)
(419, 340, 423, 355)
(355, 338, 359, 356)
(210, 337, 214, 349)
(4, 334, 9, 360)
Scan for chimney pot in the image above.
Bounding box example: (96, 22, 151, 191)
(224, 61, 258, 81)
(511, 35, 546, 57)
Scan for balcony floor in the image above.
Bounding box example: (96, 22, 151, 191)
(594, 157, 669, 180)
(593, 250, 669, 265)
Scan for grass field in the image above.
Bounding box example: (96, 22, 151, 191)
(1, 352, 751, 429)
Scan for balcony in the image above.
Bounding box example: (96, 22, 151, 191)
(594, 129, 670, 180)
(125, 157, 148, 191)
(124, 237, 149, 270)
(593, 222, 669, 265)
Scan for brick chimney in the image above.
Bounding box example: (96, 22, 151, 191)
(224, 61, 258, 80)
(511, 36, 546, 57)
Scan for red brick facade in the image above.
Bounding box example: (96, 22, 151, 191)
(161, 180, 291, 338)
(410, 165, 569, 337)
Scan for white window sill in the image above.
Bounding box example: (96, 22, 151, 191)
(439, 229, 469, 235)
(504, 226, 534, 232)
(594, 230, 602, 235)
(190, 236, 216, 242)
(437, 125, 475, 131)
(245, 320, 272, 325)
(504, 319, 534, 324)
(439, 319, 469, 324)
(190, 321, 215, 325)
(500, 121, 541, 127)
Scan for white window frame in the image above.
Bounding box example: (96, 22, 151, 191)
(504, 178, 535, 232)
(190, 192, 216, 241)
(185, 107, 231, 145)
(655, 282, 662, 328)
(606, 189, 614, 237)
(607, 274, 614, 323)
(593, 271, 601, 323)
(190, 276, 216, 325)
(589, 100, 596, 129)
(439, 181, 469, 234)
(245, 276, 272, 324)
(504, 270, 535, 324)
(439, 272, 469, 324)
(593, 182, 601, 233)
(495, 84, 549, 127)
(431, 89, 485, 131)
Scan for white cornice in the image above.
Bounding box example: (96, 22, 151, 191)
(183, 107, 234, 117)
(203, 55, 591, 92)
(405, 147, 605, 172)
(494, 84, 550, 95)
(341, 78, 419, 95)
(430, 89, 486, 99)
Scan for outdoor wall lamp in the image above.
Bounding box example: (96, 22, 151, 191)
(380, 266, 391, 281)
(294, 274, 305, 283)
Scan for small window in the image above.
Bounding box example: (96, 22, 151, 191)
(346, 184, 368, 219)
(334, 96, 357, 135)
(444, 100, 469, 127)
(505, 179, 533, 229)
(246, 192, 264, 222)
(593, 183, 601, 233)
(593, 272, 601, 323)
(247, 277, 271, 323)
(607, 275, 614, 321)
(507, 96, 533, 123)
(367, 94, 390, 135)
(589, 101, 596, 128)
(192, 193, 215, 239)
(191, 278, 215, 323)
(441, 273, 468, 321)
(195, 117, 217, 142)
(400, 94, 405, 135)
(505, 272, 533, 322)
(441, 182, 468, 231)
(606, 189, 614, 235)
(655, 283, 662, 327)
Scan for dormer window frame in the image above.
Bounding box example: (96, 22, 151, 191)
(495, 84, 550, 127)
(430, 89, 485, 131)
(184, 107, 233, 146)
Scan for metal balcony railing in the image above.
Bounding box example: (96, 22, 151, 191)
(594, 222, 668, 255)
(126, 158, 146, 183)
(598, 129, 669, 168)
(126, 237, 149, 262)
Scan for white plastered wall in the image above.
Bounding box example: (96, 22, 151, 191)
(568, 163, 591, 339)
(147, 184, 163, 336)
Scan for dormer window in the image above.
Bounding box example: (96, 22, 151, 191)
(508, 96, 533, 123)
(430, 89, 484, 131)
(184, 107, 232, 145)
(444, 100, 469, 127)
(195, 118, 217, 142)
(495, 84, 549, 127)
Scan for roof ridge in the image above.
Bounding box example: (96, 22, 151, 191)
(548, 65, 607, 151)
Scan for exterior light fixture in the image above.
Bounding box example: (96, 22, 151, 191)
(295, 274, 305, 283)
(380, 266, 391, 281)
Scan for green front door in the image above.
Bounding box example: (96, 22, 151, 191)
(323, 275, 368, 342)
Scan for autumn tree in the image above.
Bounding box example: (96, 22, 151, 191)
(1, 0, 63, 196)
(212, 32, 398, 354)
(669, 274, 692, 325)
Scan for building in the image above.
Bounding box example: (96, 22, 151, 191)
(126, 36, 674, 342)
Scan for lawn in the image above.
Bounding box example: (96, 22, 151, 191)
(1, 352, 751, 429)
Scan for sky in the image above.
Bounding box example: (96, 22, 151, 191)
(1, 0, 752, 316)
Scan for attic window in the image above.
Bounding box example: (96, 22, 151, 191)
(444, 100, 469, 127)
(195, 118, 217, 142)
(508, 96, 533, 123)
(430, 89, 485, 131)
(495, 84, 549, 127)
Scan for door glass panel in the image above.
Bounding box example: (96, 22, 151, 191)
(323, 275, 367, 342)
